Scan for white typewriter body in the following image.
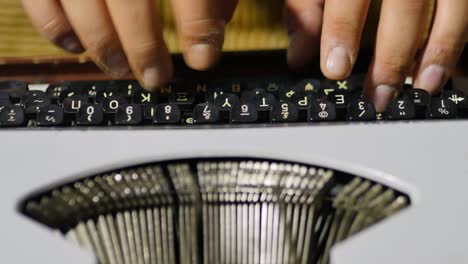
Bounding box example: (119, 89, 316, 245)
(1, 119, 467, 263)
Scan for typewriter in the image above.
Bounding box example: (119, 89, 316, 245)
(1, 49, 468, 264)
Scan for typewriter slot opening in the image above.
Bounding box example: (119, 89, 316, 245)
(20, 157, 410, 264)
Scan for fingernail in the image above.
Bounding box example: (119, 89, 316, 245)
(326, 46, 352, 78)
(373, 85, 396, 112)
(143, 65, 166, 90)
(187, 44, 220, 70)
(102, 50, 130, 77)
(59, 34, 84, 53)
(415, 64, 446, 93)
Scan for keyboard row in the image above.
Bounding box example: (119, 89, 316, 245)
(0, 79, 467, 127)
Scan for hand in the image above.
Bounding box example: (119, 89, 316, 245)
(286, 0, 468, 111)
(21, 0, 238, 91)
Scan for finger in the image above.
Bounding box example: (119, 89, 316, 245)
(60, 0, 130, 77)
(285, 0, 324, 69)
(105, 0, 172, 90)
(320, 0, 371, 79)
(171, 0, 238, 70)
(413, 0, 468, 94)
(21, 0, 84, 53)
(364, 0, 430, 112)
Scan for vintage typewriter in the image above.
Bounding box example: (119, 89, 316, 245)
(1, 1, 468, 263)
(1, 50, 468, 264)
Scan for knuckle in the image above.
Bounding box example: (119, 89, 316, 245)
(38, 17, 70, 41)
(179, 18, 225, 46)
(86, 35, 116, 55)
(426, 41, 463, 63)
(126, 39, 163, 61)
(327, 19, 361, 39)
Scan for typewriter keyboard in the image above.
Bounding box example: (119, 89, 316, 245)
(1, 50, 467, 128)
(0, 77, 467, 128)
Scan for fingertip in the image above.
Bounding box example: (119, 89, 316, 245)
(413, 64, 448, 95)
(322, 46, 353, 80)
(140, 60, 174, 92)
(184, 43, 222, 71)
(56, 32, 85, 54)
(364, 84, 396, 112)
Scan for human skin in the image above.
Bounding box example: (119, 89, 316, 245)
(22, 0, 468, 111)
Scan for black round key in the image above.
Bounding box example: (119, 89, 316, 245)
(257, 79, 289, 94)
(63, 95, 88, 113)
(292, 92, 317, 110)
(132, 89, 158, 104)
(115, 104, 143, 125)
(0, 81, 28, 100)
(308, 99, 336, 121)
(347, 98, 376, 121)
(294, 79, 321, 94)
(254, 93, 277, 111)
(101, 96, 128, 114)
(115, 81, 138, 98)
(278, 86, 299, 101)
(36, 105, 64, 126)
(22, 91, 51, 114)
(214, 93, 240, 111)
(193, 103, 220, 124)
(76, 104, 104, 125)
(154, 104, 181, 124)
(0, 105, 25, 127)
(223, 79, 246, 94)
(386, 97, 416, 120)
(443, 90, 467, 108)
(408, 88, 431, 107)
(58, 86, 85, 104)
(241, 89, 277, 111)
(0, 93, 12, 106)
(271, 102, 299, 122)
(231, 103, 258, 123)
(428, 97, 457, 119)
(142, 105, 157, 122)
(241, 88, 264, 101)
(46, 82, 70, 101)
(169, 91, 195, 106)
(96, 87, 120, 103)
(321, 75, 363, 95)
(205, 85, 225, 102)
(327, 90, 357, 109)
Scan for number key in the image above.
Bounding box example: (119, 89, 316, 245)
(115, 104, 143, 125)
(308, 99, 336, 121)
(231, 103, 258, 123)
(154, 104, 181, 124)
(386, 97, 416, 120)
(428, 98, 457, 119)
(347, 98, 376, 121)
(76, 104, 104, 125)
(193, 103, 220, 124)
(271, 102, 299, 122)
